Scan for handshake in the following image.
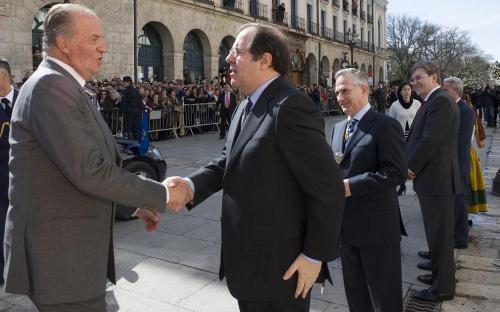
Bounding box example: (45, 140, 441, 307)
(135, 176, 194, 232)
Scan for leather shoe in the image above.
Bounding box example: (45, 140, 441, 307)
(417, 274, 433, 285)
(417, 250, 431, 260)
(417, 261, 431, 271)
(413, 288, 453, 302)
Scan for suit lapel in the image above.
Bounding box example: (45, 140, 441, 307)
(225, 98, 247, 161)
(331, 119, 347, 155)
(343, 109, 376, 157)
(225, 76, 283, 173)
(406, 88, 442, 140)
(42, 59, 117, 160)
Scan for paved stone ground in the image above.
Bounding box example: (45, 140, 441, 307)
(1, 116, 498, 311)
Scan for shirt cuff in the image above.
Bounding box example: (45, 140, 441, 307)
(132, 208, 140, 217)
(302, 253, 321, 264)
(185, 177, 195, 193)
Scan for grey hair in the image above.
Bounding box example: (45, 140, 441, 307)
(335, 68, 368, 87)
(43, 3, 97, 51)
(444, 77, 464, 97)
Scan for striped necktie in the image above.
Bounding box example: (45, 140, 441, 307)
(241, 98, 253, 127)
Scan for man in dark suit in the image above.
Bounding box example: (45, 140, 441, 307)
(216, 82, 237, 139)
(407, 61, 460, 302)
(4, 4, 170, 311)
(0, 58, 17, 285)
(444, 77, 474, 249)
(331, 68, 407, 311)
(165, 23, 345, 312)
(121, 75, 142, 139)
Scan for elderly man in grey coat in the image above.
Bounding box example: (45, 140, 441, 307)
(3, 4, 190, 311)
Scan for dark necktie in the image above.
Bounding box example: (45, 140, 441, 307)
(84, 87, 99, 110)
(241, 98, 253, 127)
(344, 118, 358, 141)
(1, 98, 12, 117)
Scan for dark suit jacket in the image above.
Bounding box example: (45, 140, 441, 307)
(406, 88, 461, 196)
(331, 109, 407, 245)
(187, 76, 345, 301)
(216, 91, 237, 118)
(457, 99, 474, 177)
(0, 88, 17, 199)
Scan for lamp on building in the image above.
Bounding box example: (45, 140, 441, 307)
(345, 28, 358, 68)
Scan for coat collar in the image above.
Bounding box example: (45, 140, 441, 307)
(225, 76, 286, 173)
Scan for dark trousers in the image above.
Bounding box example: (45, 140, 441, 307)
(454, 176, 470, 247)
(0, 197, 8, 283)
(126, 108, 142, 140)
(31, 294, 106, 312)
(219, 110, 231, 138)
(237, 297, 310, 312)
(417, 195, 455, 294)
(340, 239, 403, 312)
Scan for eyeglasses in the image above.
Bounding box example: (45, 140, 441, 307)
(410, 75, 429, 83)
(228, 47, 249, 57)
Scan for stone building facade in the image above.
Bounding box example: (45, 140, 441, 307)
(0, 0, 388, 86)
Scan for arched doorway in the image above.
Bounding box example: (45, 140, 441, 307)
(360, 63, 366, 73)
(379, 66, 384, 83)
(138, 23, 164, 82)
(183, 31, 205, 84)
(320, 56, 330, 87)
(332, 58, 341, 76)
(32, 2, 60, 70)
(218, 36, 235, 76)
(305, 53, 317, 86)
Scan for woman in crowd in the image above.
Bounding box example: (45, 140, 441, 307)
(99, 89, 115, 128)
(388, 82, 421, 195)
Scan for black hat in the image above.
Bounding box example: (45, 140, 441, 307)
(123, 76, 133, 83)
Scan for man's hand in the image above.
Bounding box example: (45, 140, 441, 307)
(283, 254, 322, 299)
(135, 208, 160, 232)
(163, 176, 194, 212)
(407, 170, 416, 180)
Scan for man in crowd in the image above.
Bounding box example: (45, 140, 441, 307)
(0, 58, 17, 285)
(407, 61, 460, 302)
(373, 81, 388, 113)
(165, 23, 345, 312)
(444, 77, 474, 249)
(216, 82, 236, 139)
(121, 75, 142, 139)
(331, 68, 407, 311)
(3, 4, 182, 311)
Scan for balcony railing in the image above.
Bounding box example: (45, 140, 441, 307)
(221, 0, 244, 13)
(343, 0, 349, 12)
(367, 14, 373, 24)
(334, 31, 344, 42)
(360, 9, 366, 20)
(271, 9, 288, 26)
(195, 0, 214, 5)
(333, 0, 340, 7)
(322, 27, 334, 40)
(308, 21, 319, 35)
(291, 15, 305, 31)
(248, 1, 268, 20)
(377, 47, 388, 55)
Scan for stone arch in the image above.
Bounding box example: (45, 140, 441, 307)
(218, 36, 235, 73)
(320, 56, 330, 86)
(183, 29, 212, 83)
(332, 58, 341, 75)
(379, 66, 385, 83)
(137, 22, 174, 82)
(32, 2, 62, 70)
(305, 53, 318, 86)
(360, 63, 366, 73)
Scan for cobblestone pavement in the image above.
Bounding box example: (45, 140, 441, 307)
(1, 116, 498, 311)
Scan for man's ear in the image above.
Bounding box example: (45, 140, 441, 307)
(55, 35, 70, 54)
(260, 52, 273, 70)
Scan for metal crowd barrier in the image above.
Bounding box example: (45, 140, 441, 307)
(149, 108, 181, 139)
(183, 101, 221, 137)
(320, 97, 342, 116)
